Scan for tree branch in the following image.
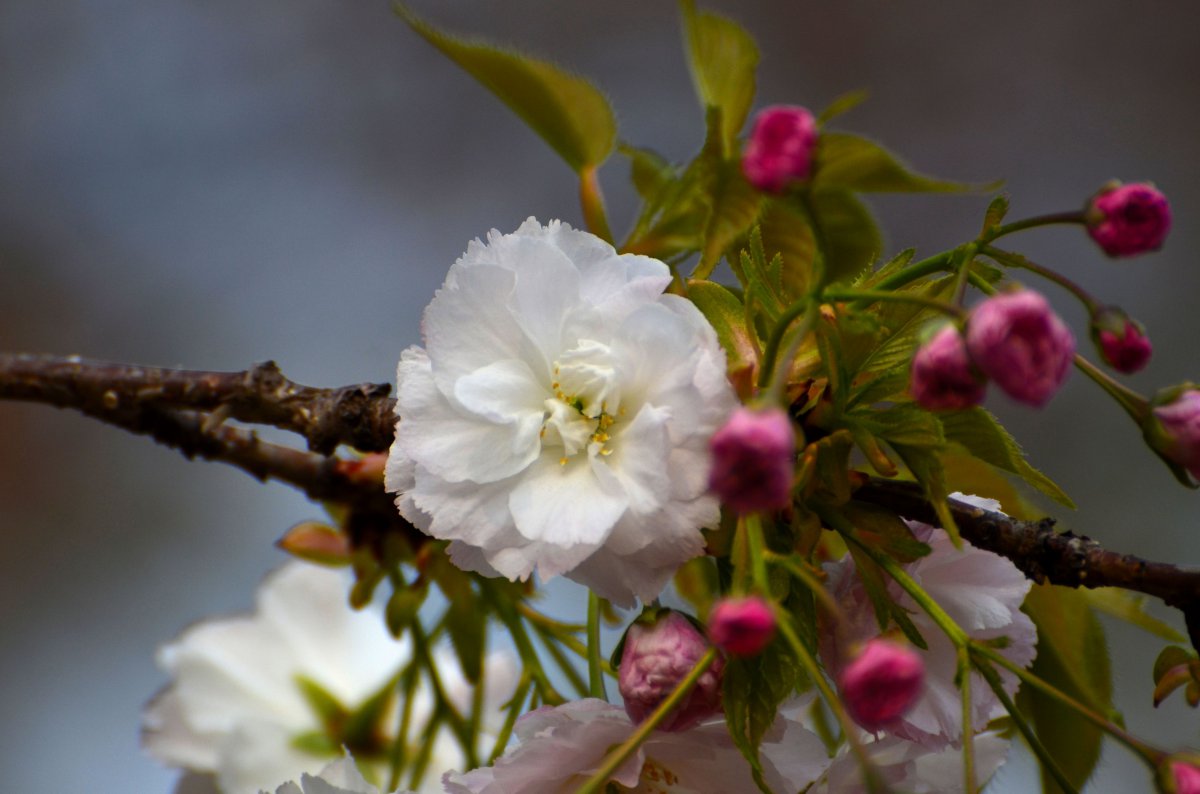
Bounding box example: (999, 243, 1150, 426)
(854, 478, 1200, 647)
(2, 352, 1198, 643)
(0, 353, 396, 454)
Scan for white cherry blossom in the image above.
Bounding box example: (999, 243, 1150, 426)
(264, 756, 414, 794)
(385, 218, 737, 606)
(142, 561, 517, 794)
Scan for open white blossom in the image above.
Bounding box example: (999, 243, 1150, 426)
(819, 494, 1037, 749)
(265, 756, 413, 794)
(815, 730, 1012, 793)
(443, 698, 830, 793)
(385, 218, 737, 606)
(143, 561, 518, 794)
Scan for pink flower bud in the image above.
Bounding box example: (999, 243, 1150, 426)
(708, 406, 795, 514)
(708, 596, 776, 657)
(1090, 307, 1152, 374)
(838, 638, 925, 733)
(1149, 389, 1200, 481)
(618, 609, 725, 731)
(910, 324, 988, 410)
(1170, 760, 1200, 794)
(1086, 182, 1171, 257)
(965, 290, 1075, 407)
(741, 105, 818, 193)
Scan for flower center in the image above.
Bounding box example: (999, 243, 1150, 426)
(541, 339, 626, 464)
(632, 758, 681, 793)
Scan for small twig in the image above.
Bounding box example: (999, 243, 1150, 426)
(855, 478, 1200, 647)
(0, 353, 395, 454)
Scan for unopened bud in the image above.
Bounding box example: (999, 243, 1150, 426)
(839, 638, 925, 732)
(966, 290, 1075, 407)
(910, 324, 987, 410)
(708, 406, 795, 513)
(1091, 306, 1152, 374)
(708, 596, 776, 657)
(618, 609, 724, 732)
(741, 105, 818, 193)
(1086, 181, 1171, 258)
(1147, 388, 1200, 481)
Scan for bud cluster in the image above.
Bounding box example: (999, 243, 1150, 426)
(911, 289, 1075, 410)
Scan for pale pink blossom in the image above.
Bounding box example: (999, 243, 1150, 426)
(443, 699, 830, 794)
(819, 495, 1037, 749)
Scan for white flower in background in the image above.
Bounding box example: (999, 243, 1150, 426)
(385, 218, 737, 606)
(819, 495, 1037, 749)
(143, 561, 518, 794)
(443, 698, 831, 794)
(265, 756, 414, 794)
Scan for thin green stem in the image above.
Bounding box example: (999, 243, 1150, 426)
(1073, 354, 1151, 423)
(862, 250, 957, 295)
(587, 592, 608, 700)
(958, 645, 977, 794)
(951, 243, 978, 306)
(765, 551, 845, 623)
(972, 654, 1080, 794)
(488, 588, 564, 705)
(387, 664, 420, 791)
(983, 210, 1087, 243)
(488, 671, 532, 763)
(574, 647, 719, 794)
(774, 615, 889, 793)
(409, 621, 477, 766)
(836, 518, 968, 646)
(974, 643, 1165, 764)
(981, 245, 1100, 312)
(744, 514, 770, 592)
(578, 166, 614, 244)
(823, 288, 966, 318)
(532, 622, 589, 698)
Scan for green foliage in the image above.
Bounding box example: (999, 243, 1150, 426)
(723, 639, 801, 792)
(808, 189, 883, 285)
(938, 407, 1074, 508)
(395, 4, 615, 174)
(687, 280, 759, 378)
(1019, 585, 1117, 794)
(1083, 588, 1185, 643)
(817, 89, 870, 125)
(679, 0, 759, 157)
(1153, 645, 1200, 708)
(813, 132, 987, 193)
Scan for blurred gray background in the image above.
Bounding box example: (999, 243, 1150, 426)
(2, 1, 1198, 791)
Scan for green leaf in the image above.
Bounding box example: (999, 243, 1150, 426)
(817, 89, 869, 125)
(809, 189, 883, 285)
(687, 280, 760, 377)
(723, 637, 801, 792)
(1083, 588, 1186, 643)
(938, 407, 1075, 508)
(843, 501, 931, 563)
(396, 4, 615, 173)
(890, 442, 960, 546)
(696, 158, 765, 278)
(679, 0, 759, 156)
(386, 582, 428, 637)
(620, 143, 675, 201)
(813, 132, 989, 193)
(1020, 585, 1115, 793)
(757, 198, 817, 301)
(858, 403, 945, 449)
(981, 194, 1011, 237)
(846, 276, 956, 377)
(295, 674, 348, 728)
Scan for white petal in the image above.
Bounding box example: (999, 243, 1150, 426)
(508, 454, 627, 546)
